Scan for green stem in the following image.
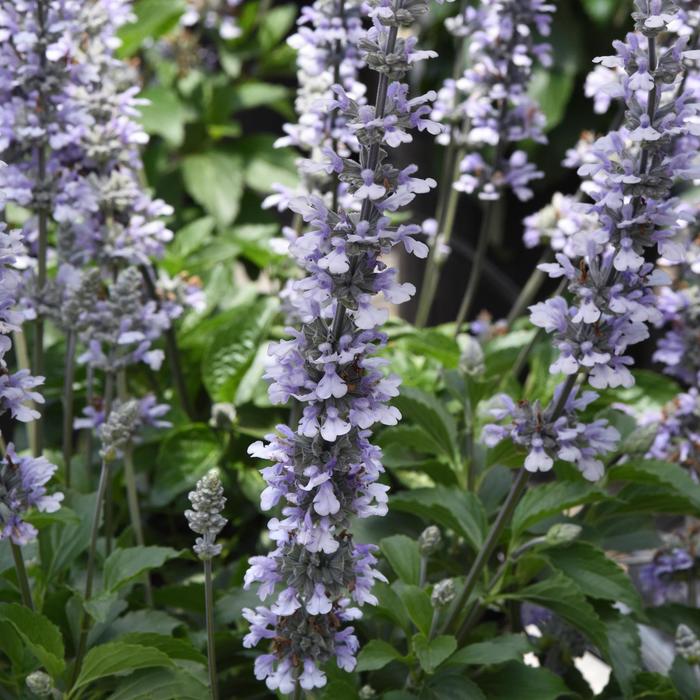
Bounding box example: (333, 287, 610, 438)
(506, 248, 554, 327)
(439, 468, 530, 636)
(140, 266, 194, 420)
(13, 330, 37, 456)
(293, 683, 302, 700)
(204, 559, 219, 700)
(414, 150, 463, 328)
(62, 332, 77, 488)
(10, 543, 34, 611)
(102, 374, 115, 557)
(71, 457, 111, 687)
(453, 199, 498, 335)
(117, 371, 153, 605)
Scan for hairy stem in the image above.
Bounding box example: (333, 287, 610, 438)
(62, 331, 77, 488)
(10, 543, 34, 611)
(204, 559, 219, 700)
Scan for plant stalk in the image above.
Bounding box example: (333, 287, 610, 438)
(204, 559, 219, 700)
(62, 331, 77, 487)
(12, 330, 38, 455)
(10, 543, 34, 611)
(140, 265, 194, 420)
(506, 248, 554, 327)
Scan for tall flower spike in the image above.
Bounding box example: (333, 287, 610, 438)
(98, 399, 140, 462)
(185, 469, 227, 561)
(243, 1, 439, 693)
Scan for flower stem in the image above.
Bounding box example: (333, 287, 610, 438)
(32, 0, 49, 457)
(71, 456, 111, 686)
(453, 198, 498, 335)
(10, 543, 34, 610)
(506, 248, 554, 327)
(439, 467, 529, 636)
(415, 150, 463, 328)
(117, 371, 153, 605)
(140, 266, 194, 420)
(62, 331, 77, 488)
(12, 330, 37, 456)
(204, 559, 219, 700)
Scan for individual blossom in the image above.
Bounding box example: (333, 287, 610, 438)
(645, 389, 700, 473)
(185, 469, 227, 560)
(638, 547, 694, 605)
(0, 443, 63, 546)
(483, 384, 620, 481)
(243, 0, 438, 692)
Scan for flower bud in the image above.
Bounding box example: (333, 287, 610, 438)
(418, 525, 442, 556)
(676, 624, 700, 665)
(26, 671, 53, 697)
(359, 686, 376, 699)
(99, 400, 140, 462)
(545, 523, 582, 546)
(458, 335, 485, 377)
(431, 578, 456, 608)
(209, 402, 237, 429)
(185, 469, 227, 561)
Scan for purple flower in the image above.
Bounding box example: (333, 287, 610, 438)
(638, 547, 694, 605)
(0, 443, 63, 546)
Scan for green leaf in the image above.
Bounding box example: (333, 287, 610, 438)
(182, 151, 244, 226)
(259, 5, 297, 51)
(0, 603, 65, 678)
(118, 634, 206, 664)
(139, 86, 192, 146)
(608, 459, 700, 514)
(380, 535, 421, 586)
(632, 672, 679, 699)
(581, 0, 622, 22)
(401, 331, 460, 369)
(110, 668, 208, 700)
(477, 661, 573, 700)
(229, 82, 290, 112)
(118, 0, 186, 58)
(397, 584, 433, 637)
(505, 572, 608, 652)
(390, 487, 486, 552)
(545, 542, 643, 614)
(394, 387, 460, 469)
(420, 673, 486, 700)
(511, 481, 602, 539)
(153, 425, 221, 507)
(73, 642, 174, 691)
(356, 639, 404, 672)
(202, 297, 277, 403)
(606, 614, 641, 697)
(446, 634, 533, 667)
(413, 634, 457, 674)
(528, 69, 574, 131)
(237, 134, 299, 192)
(103, 546, 182, 592)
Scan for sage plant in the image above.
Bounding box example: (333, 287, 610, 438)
(441, 0, 700, 641)
(416, 0, 554, 328)
(243, 0, 439, 693)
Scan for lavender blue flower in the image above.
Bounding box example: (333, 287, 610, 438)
(0, 443, 63, 545)
(433, 0, 554, 201)
(639, 547, 694, 605)
(243, 1, 438, 692)
(483, 384, 620, 480)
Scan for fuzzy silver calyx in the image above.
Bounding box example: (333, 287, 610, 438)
(431, 578, 456, 608)
(185, 469, 227, 560)
(99, 399, 140, 461)
(676, 624, 700, 665)
(418, 525, 442, 556)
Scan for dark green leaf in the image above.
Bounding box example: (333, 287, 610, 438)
(118, 0, 186, 57)
(397, 584, 433, 637)
(139, 86, 193, 146)
(103, 546, 182, 592)
(380, 535, 421, 586)
(606, 614, 641, 698)
(153, 425, 221, 507)
(202, 297, 277, 403)
(110, 668, 208, 700)
(506, 572, 608, 652)
(545, 542, 642, 614)
(118, 634, 206, 664)
(477, 661, 573, 700)
(446, 634, 533, 667)
(420, 673, 486, 700)
(413, 634, 457, 674)
(356, 639, 405, 672)
(511, 481, 602, 539)
(0, 603, 65, 678)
